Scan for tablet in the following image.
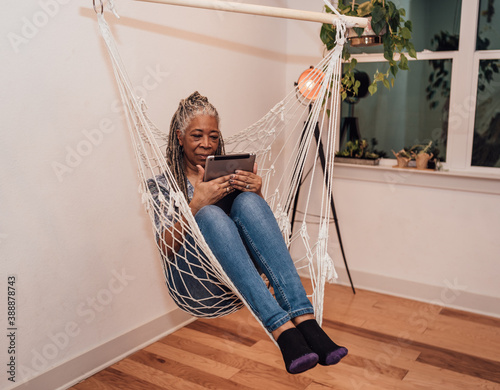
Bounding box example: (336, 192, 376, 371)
(203, 153, 256, 182)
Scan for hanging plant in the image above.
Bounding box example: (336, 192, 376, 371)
(320, 0, 417, 99)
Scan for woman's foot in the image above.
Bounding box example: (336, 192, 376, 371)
(296, 319, 348, 366)
(276, 328, 319, 374)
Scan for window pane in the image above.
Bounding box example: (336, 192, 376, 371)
(340, 60, 451, 162)
(477, 0, 500, 50)
(348, 0, 462, 55)
(472, 59, 500, 167)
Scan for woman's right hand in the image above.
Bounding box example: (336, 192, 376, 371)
(189, 165, 234, 215)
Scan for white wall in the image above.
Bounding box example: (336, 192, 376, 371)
(0, 1, 286, 388)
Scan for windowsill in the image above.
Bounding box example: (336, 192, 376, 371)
(333, 160, 500, 195)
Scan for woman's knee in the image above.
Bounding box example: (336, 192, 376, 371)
(232, 192, 270, 219)
(195, 204, 226, 223)
(195, 204, 234, 236)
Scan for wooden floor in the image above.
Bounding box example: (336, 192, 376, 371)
(71, 281, 500, 389)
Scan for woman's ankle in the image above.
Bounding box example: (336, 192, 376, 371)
(271, 321, 295, 341)
(291, 313, 315, 327)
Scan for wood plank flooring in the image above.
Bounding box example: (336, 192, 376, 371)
(71, 281, 500, 389)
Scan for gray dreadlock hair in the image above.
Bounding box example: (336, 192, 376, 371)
(166, 91, 225, 199)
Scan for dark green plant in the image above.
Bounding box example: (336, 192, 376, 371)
(320, 0, 417, 100)
(409, 140, 433, 156)
(370, 137, 387, 158)
(336, 139, 380, 159)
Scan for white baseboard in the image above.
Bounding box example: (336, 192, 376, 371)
(334, 267, 500, 319)
(10, 308, 194, 390)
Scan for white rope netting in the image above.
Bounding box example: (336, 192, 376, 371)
(96, 1, 347, 328)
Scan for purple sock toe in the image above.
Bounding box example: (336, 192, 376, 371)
(289, 352, 319, 374)
(324, 347, 348, 365)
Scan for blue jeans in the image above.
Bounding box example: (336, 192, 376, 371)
(171, 192, 314, 332)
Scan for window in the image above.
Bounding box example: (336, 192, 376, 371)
(471, 0, 500, 168)
(341, 60, 452, 162)
(341, 0, 500, 171)
(472, 59, 500, 167)
(477, 0, 500, 50)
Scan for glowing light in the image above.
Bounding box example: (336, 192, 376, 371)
(297, 67, 325, 101)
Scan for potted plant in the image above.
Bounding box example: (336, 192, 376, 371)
(336, 138, 382, 165)
(391, 148, 411, 168)
(410, 141, 434, 170)
(320, 0, 417, 99)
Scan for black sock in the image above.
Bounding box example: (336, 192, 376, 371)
(276, 328, 319, 374)
(296, 319, 348, 366)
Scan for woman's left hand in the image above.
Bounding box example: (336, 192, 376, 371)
(229, 163, 263, 196)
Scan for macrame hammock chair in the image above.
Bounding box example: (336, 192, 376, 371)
(95, 0, 364, 331)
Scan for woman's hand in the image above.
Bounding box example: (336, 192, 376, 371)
(189, 165, 234, 215)
(229, 163, 263, 197)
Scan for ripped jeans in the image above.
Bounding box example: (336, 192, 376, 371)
(169, 192, 314, 332)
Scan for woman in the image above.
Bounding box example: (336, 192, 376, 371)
(149, 91, 347, 374)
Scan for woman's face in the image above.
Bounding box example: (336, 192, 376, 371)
(177, 114, 220, 169)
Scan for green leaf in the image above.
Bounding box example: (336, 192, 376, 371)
(368, 83, 378, 95)
(400, 26, 412, 40)
(375, 71, 385, 82)
(320, 24, 336, 50)
(405, 20, 413, 32)
(353, 27, 365, 37)
(407, 42, 417, 58)
(353, 80, 361, 95)
(357, 1, 374, 17)
(383, 78, 391, 89)
(341, 91, 347, 100)
(398, 53, 409, 70)
(391, 78, 395, 88)
(390, 63, 398, 77)
(371, 4, 386, 23)
(371, 5, 387, 36)
(388, 2, 396, 17)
